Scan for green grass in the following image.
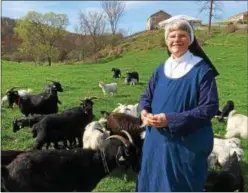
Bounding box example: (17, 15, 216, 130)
(1, 32, 248, 191)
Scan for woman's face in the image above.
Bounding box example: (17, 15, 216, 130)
(166, 29, 191, 58)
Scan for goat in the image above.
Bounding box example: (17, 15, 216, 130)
(205, 151, 244, 192)
(125, 71, 139, 85)
(6, 85, 62, 117)
(225, 110, 248, 139)
(111, 68, 121, 79)
(43, 80, 63, 104)
(12, 114, 47, 133)
(1, 87, 33, 108)
(1, 133, 139, 192)
(215, 100, 235, 122)
(83, 119, 111, 150)
(31, 97, 97, 150)
(1, 150, 26, 166)
(112, 103, 139, 118)
(98, 81, 117, 96)
(210, 137, 244, 167)
(100, 111, 145, 172)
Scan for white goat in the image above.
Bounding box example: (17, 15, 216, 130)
(225, 110, 248, 139)
(1, 88, 33, 107)
(83, 119, 110, 150)
(98, 81, 117, 96)
(112, 103, 139, 118)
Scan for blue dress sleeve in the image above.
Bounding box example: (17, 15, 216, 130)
(165, 70, 219, 133)
(138, 68, 158, 113)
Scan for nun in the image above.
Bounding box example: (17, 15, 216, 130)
(136, 16, 219, 192)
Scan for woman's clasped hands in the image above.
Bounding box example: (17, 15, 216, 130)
(140, 110, 168, 128)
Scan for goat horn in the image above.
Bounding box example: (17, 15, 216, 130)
(106, 135, 129, 147)
(89, 96, 98, 100)
(121, 130, 134, 144)
(46, 80, 56, 83)
(6, 87, 19, 94)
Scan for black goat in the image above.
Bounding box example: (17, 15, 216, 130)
(1, 134, 139, 192)
(204, 151, 244, 192)
(216, 100, 235, 122)
(125, 71, 139, 85)
(111, 68, 121, 79)
(1, 150, 26, 166)
(12, 114, 47, 133)
(31, 97, 97, 150)
(6, 85, 62, 117)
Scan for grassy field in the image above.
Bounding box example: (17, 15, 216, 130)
(1, 32, 247, 191)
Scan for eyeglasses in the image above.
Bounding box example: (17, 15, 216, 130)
(167, 34, 188, 41)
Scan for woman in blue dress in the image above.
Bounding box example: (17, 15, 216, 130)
(136, 16, 219, 192)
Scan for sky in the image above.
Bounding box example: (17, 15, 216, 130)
(2, 1, 248, 35)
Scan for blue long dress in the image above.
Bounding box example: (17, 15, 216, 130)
(136, 60, 219, 192)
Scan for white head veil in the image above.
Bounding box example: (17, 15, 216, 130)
(163, 15, 195, 45)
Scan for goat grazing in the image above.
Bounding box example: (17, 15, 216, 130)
(111, 68, 121, 79)
(225, 110, 248, 139)
(12, 114, 47, 133)
(98, 81, 117, 96)
(31, 97, 97, 150)
(1, 133, 139, 192)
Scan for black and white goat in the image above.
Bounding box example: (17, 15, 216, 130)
(125, 71, 139, 85)
(31, 97, 97, 150)
(83, 119, 110, 150)
(1, 87, 33, 108)
(1, 133, 139, 192)
(111, 68, 121, 79)
(205, 151, 244, 192)
(6, 83, 62, 117)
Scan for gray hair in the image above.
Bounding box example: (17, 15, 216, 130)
(164, 19, 194, 45)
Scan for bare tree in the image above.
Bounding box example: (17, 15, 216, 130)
(78, 11, 106, 59)
(101, 1, 125, 47)
(101, 1, 125, 35)
(198, 0, 223, 35)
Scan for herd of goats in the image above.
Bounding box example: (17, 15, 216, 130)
(1, 67, 248, 192)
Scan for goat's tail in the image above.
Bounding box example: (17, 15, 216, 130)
(228, 110, 236, 119)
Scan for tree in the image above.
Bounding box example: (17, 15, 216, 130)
(198, 0, 223, 35)
(15, 11, 69, 66)
(101, 1, 125, 47)
(77, 11, 106, 60)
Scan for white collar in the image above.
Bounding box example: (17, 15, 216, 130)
(164, 50, 202, 78)
(170, 50, 192, 63)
